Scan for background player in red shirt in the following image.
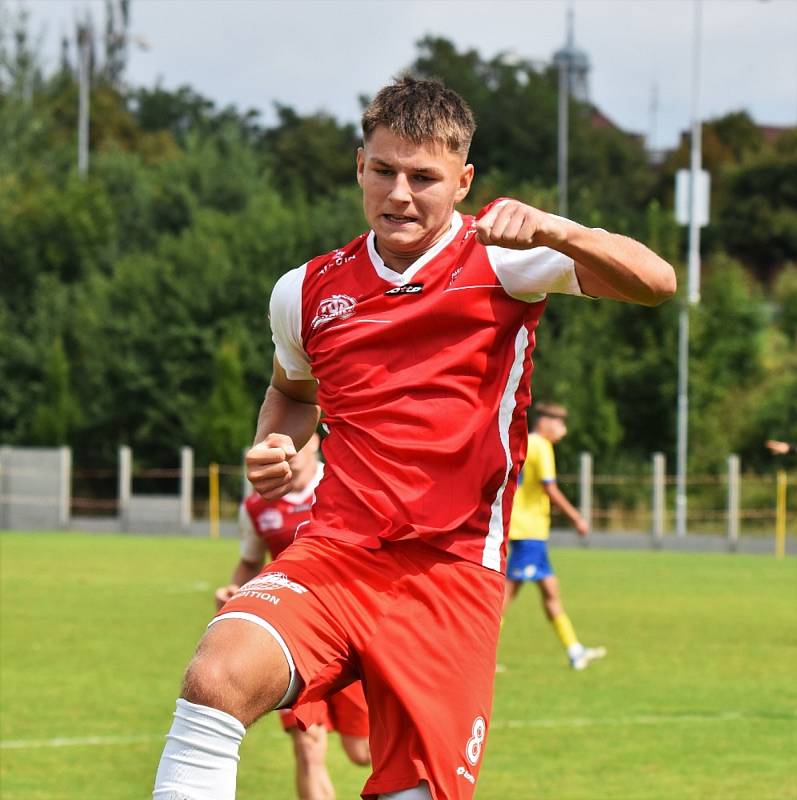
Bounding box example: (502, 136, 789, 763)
(153, 77, 676, 800)
(214, 434, 370, 800)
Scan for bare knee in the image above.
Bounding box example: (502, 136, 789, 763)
(340, 734, 371, 767)
(181, 618, 294, 726)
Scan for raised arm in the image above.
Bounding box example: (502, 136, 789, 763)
(476, 199, 676, 306)
(246, 356, 320, 500)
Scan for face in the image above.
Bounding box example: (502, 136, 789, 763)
(538, 415, 568, 444)
(356, 126, 474, 270)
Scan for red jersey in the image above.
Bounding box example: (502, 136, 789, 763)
(269, 204, 587, 572)
(239, 464, 323, 562)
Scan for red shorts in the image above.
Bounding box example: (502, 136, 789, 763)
(216, 536, 504, 800)
(278, 679, 369, 737)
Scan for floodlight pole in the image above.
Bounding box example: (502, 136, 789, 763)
(675, 0, 703, 537)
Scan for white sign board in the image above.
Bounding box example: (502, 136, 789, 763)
(675, 169, 710, 227)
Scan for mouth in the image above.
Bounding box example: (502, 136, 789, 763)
(382, 213, 418, 226)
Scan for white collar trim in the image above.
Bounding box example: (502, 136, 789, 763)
(366, 212, 463, 286)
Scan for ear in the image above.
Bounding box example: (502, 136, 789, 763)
(356, 147, 365, 188)
(454, 163, 475, 204)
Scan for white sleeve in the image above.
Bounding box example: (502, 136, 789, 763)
(239, 504, 268, 563)
(269, 264, 313, 381)
(487, 245, 585, 302)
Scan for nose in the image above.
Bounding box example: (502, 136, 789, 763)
(387, 172, 412, 204)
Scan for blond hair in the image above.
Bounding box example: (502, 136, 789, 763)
(361, 76, 476, 156)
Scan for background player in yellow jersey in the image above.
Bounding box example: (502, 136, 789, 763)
(504, 403, 606, 670)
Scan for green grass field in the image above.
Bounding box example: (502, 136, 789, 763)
(1, 533, 795, 800)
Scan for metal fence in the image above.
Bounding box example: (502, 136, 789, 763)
(1, 446, 794, 554)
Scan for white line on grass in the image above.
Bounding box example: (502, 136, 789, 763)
(3, 711, 780, 750)
(0, 734, 163, 750)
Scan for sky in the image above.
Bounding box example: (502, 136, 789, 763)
(16, 0, 797, 150)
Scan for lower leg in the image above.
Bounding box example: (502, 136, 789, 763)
(292, 725, 335, 800)
(537, 577, 583, 660)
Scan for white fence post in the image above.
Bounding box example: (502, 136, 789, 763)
(579, 452, 593, 533)
(180, 446, 193, 533)
(0, 446, 10, 529)
(58, 446, 72, 529)
(118, 445, 132, 531)
(727, 454, 740, 550)
(652, 452, 666, 545)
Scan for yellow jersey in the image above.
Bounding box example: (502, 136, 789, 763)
(509, 433, 556, 541)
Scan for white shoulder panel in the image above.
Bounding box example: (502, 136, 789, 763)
(269, 264, 313, 381)
(486, 245, 584, 302)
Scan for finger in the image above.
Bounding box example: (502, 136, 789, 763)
(488, 205, 519, 242)
(246, 444, 290, 468)
(475, 205, 501, 244)
(248, 467, 292, 493)
(500, 208, 528, 244)
(514, 213, 538, 248)
(263, 433, 297, 458)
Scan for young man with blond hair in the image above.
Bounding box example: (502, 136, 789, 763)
(153, 76, 675, 800)
(504, 403, 606, 670)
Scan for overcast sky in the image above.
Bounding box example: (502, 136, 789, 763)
(18, 0, 797, 149)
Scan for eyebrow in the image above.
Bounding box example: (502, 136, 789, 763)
(370, 157, 442, 175)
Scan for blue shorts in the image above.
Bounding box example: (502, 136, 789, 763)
(506, 539, 554, 582)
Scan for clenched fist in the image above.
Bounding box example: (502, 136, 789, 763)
(476, 199, 563, 250)
(246, 433, 297, 500)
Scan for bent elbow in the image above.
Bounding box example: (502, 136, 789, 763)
(641, 266, 677, 306)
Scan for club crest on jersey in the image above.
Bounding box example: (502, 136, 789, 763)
(384, 283, 424, 296)
(311, 294, 357, 330)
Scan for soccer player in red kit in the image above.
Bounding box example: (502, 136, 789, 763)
(214, 434, 369, 800)
(153, 77, 676, 800)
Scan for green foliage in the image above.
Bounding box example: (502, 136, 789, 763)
(193, 339, 255, 464)
(29, 336, 79, 445)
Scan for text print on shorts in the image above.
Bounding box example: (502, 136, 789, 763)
(311, 294, 357, 330)
(465, 715, 486, 766)
(234, 572, 309, 607)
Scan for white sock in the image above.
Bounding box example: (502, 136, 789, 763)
(380, 782, 433, 799)
(153, 698, 246, 800)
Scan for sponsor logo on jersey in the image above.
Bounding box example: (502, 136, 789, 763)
(449, 267, 463, 285)
(311, 294, 357, 330)
(241, 572, 308, 595)
(384, 283, 424, 296)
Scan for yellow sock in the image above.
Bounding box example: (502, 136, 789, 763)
(551, 613, 579, 651)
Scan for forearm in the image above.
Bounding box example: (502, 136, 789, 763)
(547, 483, 582, 526)
(231, 559, 262, 588)
(254, 384, 320, 449)
(540, 218, 676, 306)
